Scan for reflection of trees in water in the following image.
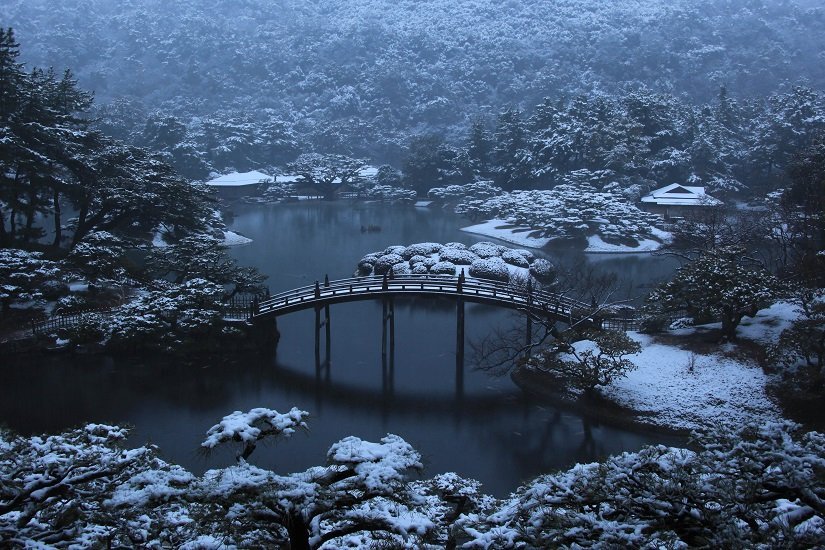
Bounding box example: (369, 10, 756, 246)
(0, 353, 280, 435)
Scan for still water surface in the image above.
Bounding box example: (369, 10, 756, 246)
(1, 202, 683, 496)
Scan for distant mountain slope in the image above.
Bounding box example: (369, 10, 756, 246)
(3, 0, 824, 160)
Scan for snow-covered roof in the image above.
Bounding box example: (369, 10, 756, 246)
(358, 165, 379, 178)
(206, 171, 272, 187)
(640, 183, 721, 206)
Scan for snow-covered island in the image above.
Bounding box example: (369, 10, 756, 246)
(355, 241, 556, 284)
(428, 183, 673, 252)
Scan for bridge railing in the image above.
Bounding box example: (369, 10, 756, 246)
(255, 274, 593, 317)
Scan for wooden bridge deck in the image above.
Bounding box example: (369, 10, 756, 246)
(252, 274, 593, 322)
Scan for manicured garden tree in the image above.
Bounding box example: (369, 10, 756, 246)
(197, 407, 433, 549)
(144, 233, 267, 298)
(646, 246, 782, 340)
(525, 328, 641, 396)
(288, 153, 367, 200)
(0, 248, 62, 314)
(769, 288, 825, 391)
(0, 423, 169, 547)
(65, 231, 130, 283)
(457, 422, 825, 548)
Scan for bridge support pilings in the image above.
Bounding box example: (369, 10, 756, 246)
(456, 298, 465, 396)
(382, 298, 395, 394)
(314, 304, 332, 374)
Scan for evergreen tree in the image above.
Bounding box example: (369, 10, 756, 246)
(467, 117, 492, 178)
(491, 107, 531, 190)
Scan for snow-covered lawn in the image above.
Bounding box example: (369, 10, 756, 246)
(602, 302, 802, 431)
(205, 170, 272, 187)
(461, 218, 551, 248)
(604, 332, 781, 431)
(462, 219, 673, 252)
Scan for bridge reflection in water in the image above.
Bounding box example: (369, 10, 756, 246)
(251, 273, 595, 396)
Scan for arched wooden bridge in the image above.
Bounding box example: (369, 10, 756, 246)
(251, 273, 591, 321)
(249, 273, 598, 395)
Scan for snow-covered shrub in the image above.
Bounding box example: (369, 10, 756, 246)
(421, 257, 439, 269)
(365, 184, 417, 202)
(39, 279, 70, 300)
(501, 249, 529, 267)
(359, 252, 382, 266)
(529, 258, 556, 283)
(58, 313, 108, 345)
(768, 290, 825, 381)
(373, 253, 405, 275)
(0, 248, 62, 310)
(392, 262, 412, 276)
(402, 242, 443, 259)
(469, 241, 504, 258)
(412, 263, 429, 274)
(428, 181, 502, 202)
(639, 314, 670, 334)
(443, 242, 467, 250)
(356, 261, 374, 276)
(382, 245, 406, 256)
(54, 294, 91, 314)
(356, 252, 382, 275)
(430, 261, 457, 275)
(439, 247, 479, 265)
(526, 329, 641, 394)
(669, 317, 695, 329)
(469, 257, 510, 282)
(408, 254, 428, 265)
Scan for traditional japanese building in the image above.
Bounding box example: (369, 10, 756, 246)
(640, 183, 721, 219)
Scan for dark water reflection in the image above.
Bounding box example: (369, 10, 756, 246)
(0, 202, 684, 496)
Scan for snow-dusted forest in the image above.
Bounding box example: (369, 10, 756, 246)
(4, 0, 825, 185)
(2, 0, 825, 547)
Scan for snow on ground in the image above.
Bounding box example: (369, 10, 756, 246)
(461, 219, 551, 248)
(604, 332, 782, 432)
(733, 301, 799, 344)
(414, 200, 433, 207)
(584, 234, 664, 253)
(206, 171, 271, 187)
(462, 218, 673, 252)
(152, 230, 251, 247)
(221, 230, 252, 246)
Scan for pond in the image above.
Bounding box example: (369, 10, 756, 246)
(0, 201, 683, 497)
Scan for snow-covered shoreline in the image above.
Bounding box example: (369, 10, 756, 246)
(519, 302, 801, 433)
(461, 218, 672, 253)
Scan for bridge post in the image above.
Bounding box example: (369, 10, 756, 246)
(315, 306, 321, 369)
(324, 275, 331, 364)
(456, 273, 465, 396)
(526, 279, 533, 347)
(389, 298, 395, 392)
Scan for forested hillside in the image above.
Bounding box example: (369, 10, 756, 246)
(4, 0, 824, 183)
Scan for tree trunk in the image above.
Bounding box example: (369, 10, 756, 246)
(721, 313, 739, 341)
(286, 512, 310, 550)
(0, 209, 7, 245)
(52, 188, 61, 248)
